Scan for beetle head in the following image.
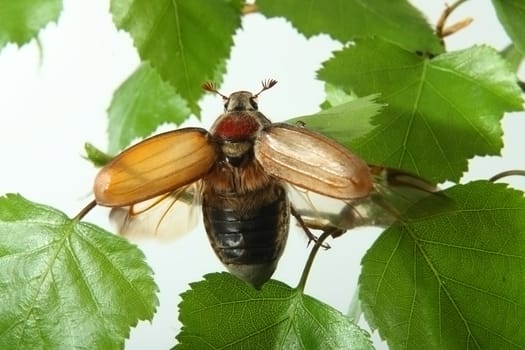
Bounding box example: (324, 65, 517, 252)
(224, 91, 258, 112)
(202, 79, 277, 112)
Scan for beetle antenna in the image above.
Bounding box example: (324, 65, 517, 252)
(254, 79, 277, 98)
(202, 81, 228, 99)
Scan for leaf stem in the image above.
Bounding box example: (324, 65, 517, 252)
(73, 199, 97, 221)
(489, 170, 525, 182)
(296, 229, 335, 292)
(435, 0, 471, 39)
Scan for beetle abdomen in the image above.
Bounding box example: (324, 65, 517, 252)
(202, 185, 289, 288)
(207, 200, 285, 263)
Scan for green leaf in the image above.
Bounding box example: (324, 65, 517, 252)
(110, 0, 243, 115)
(287, 94, 384, 144)
(319, 83, 356, 110)
(0, 194, 158, 349)
(176, 273, 373, 350)
(107, 62, 191, 153)
(359, 181, 525, 349)
(318, 39, 524, 183)
(0, 0, 62, 49)
(84, 142, 113, 167)
(501, 44, 524, 73)
(257, 0, 443, 54)
(492, 0, 525, 54)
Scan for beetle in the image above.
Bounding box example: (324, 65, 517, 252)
(92, 80, 436, 288)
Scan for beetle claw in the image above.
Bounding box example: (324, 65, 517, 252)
(307, 235, 331, 250)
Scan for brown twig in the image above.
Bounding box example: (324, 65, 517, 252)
(436, 0, 472, 40)
(441, 17, 473, 37)
(242, 3, 258, 15)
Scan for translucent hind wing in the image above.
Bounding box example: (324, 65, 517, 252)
(110, 182, 202, 241)
(287, 166, 444, 234)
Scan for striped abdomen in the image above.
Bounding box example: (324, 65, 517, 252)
(202, 184, 289, 289)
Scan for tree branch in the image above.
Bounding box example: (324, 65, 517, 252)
(242, 3, 258, 15)
(436, 0, 472, 40)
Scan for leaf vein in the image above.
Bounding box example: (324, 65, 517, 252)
(418, 238, 525, 259)
(171, 0, 191, 99)
(440, 274, 525, 308)
(404, 226, 481, 349)
(74, 227, 152, 314)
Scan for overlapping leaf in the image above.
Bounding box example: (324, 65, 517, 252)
(359, 181, 525, 349)
(319, 83, 355, 109)
(107, 63, 191, 154)
(318, 39, 523, 183)
(287, 94, 384, 142)
(257, 0, 443, 54)
(0, 0, 62, 49)
(176, 273, 373, 349)
(501, 44, 524, 73)
(0, 194, 158, 349)
(110, 0, 243, 115)
(492, 0, 525, 54)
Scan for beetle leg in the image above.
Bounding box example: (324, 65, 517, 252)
(291, 205, 331, 249)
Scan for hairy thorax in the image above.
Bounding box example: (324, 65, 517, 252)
(202, 146, 282, 210)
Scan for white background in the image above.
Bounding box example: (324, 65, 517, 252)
(0, 1, 523, 349)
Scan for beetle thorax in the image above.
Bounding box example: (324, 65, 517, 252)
(210, 91, 271, 161)
(210, 113, 259, 159)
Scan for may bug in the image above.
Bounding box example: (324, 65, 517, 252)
(92, 80, 436, 288)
